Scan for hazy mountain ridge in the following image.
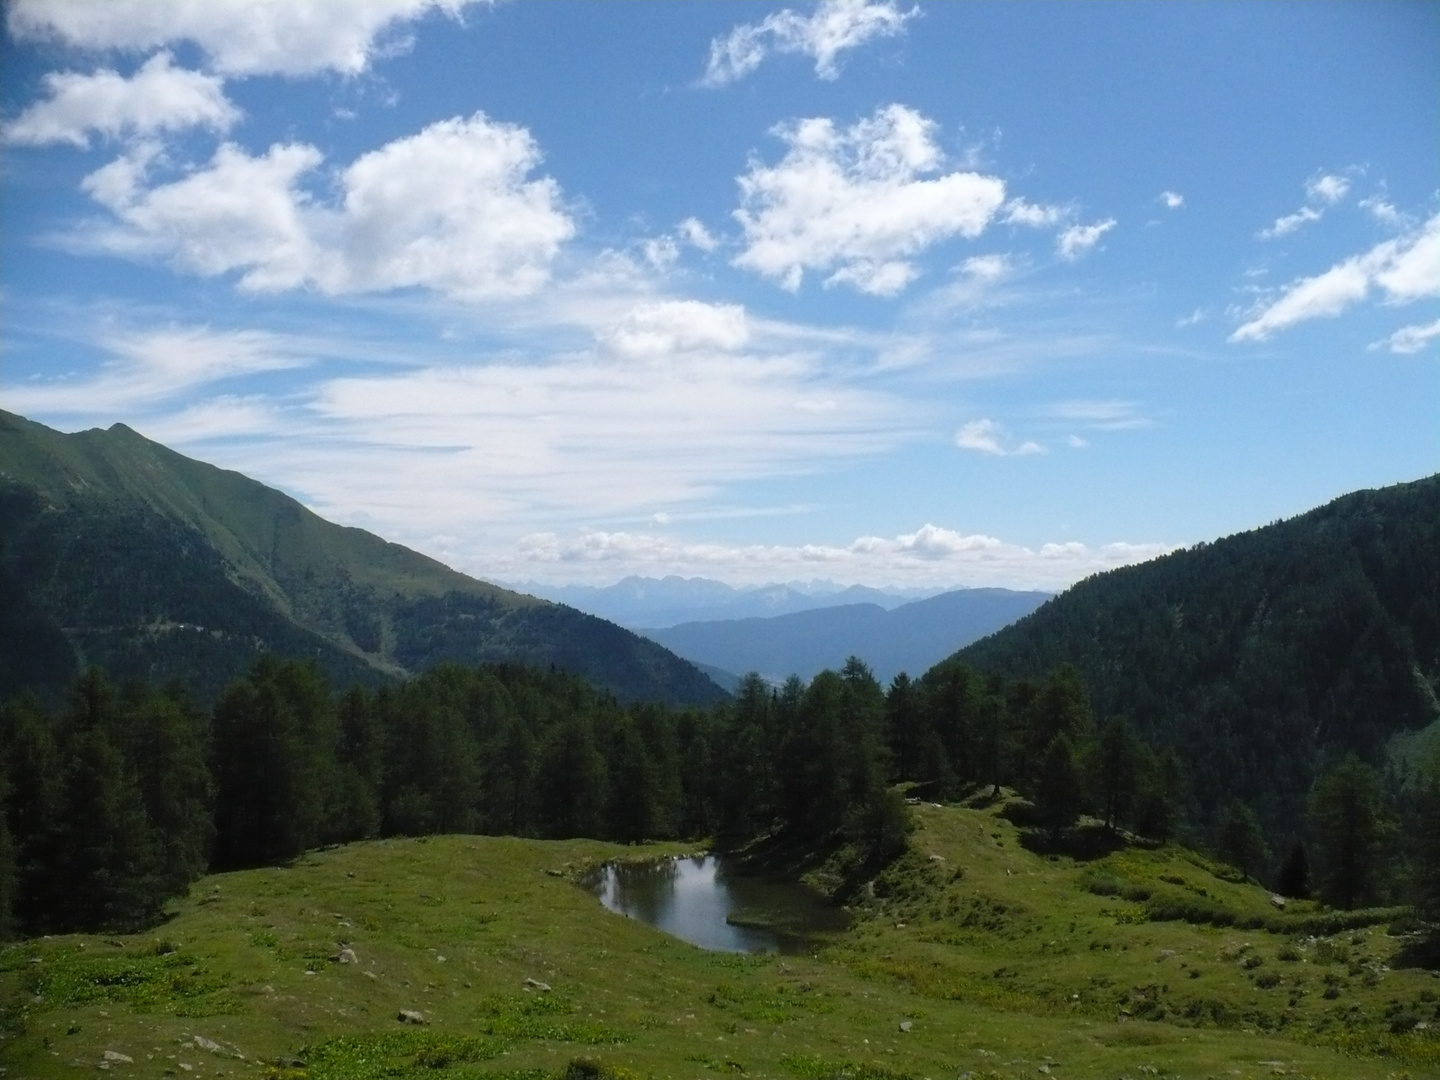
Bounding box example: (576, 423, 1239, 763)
(0, 411, 727, 707)
(642, 587, 1052, 685)
(513, 574, 944, 628)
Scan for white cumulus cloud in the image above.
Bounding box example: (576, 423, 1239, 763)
(1370, 318, 1440, 355)
(955, 418, 1044, 456)
(642, 217, 718, 271)
(73, 112, 575, 300)
(733, 104, 1006, 295)
(6, 0, 485, 77)
(1258, 205, 1321, 240)
(703, 0, 918, 86)
(1257, 171, 1353, 240)
(1231, 213, 1440, 342)
(598, 301, 749, 361)
(1159, 190, 1184, 210)
(1003, 198, 1067, 228)
(1056, 218, 1116, 261)
(509, 524, 1171, 591)
(2, 51, 238, 147)
(1306, 172, 1351, 205)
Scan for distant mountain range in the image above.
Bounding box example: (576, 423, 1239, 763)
(641, 588, 1051, 687)
(0, 411, 727, 707)
(512, 575, 943, 629)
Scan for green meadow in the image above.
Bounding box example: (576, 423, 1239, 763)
(3, 799, 1437, 1080)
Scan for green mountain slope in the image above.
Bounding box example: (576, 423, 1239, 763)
(950, 475, 1440, 839)
(0, 411, 727, 707)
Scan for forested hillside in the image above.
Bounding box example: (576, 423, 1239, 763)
(7, 654, 1437, 941)
(0, 411, 726, 707)
(951, 475, 1440, 846)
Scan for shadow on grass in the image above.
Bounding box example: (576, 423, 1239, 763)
(1018, 823, 1129, 861)
(1391, 934, 1440, 971)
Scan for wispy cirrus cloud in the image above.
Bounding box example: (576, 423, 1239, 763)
(703, 0, 918, 86)
(1044, 399, 1153, 430)
(732, 104, 1006, 295)
(5, 325, 312, 415)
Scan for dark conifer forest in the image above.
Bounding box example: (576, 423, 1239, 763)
(3, 649, 1436, 938)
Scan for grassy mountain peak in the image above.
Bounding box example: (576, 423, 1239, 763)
(0, 410, 725, 707)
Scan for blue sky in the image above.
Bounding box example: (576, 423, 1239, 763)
(2, 0, 1436, 590)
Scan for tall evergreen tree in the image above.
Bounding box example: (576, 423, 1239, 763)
(536, 713, 607, 838)
(1035, 734, 1084, 839)
(1088, 716, 1143, 831)
(1276, 840, 1312, 899)
(115, 688, 214, 898)
(1412, 771, 1440, 923)
(0, 695, 63, 930)
(50, 725, 161, 930)
(1218, 798, 1270, 882)
(1133, 747, 1187, 843)
(1310, 756, 1391, 910)
(211, 658, 335, 868)
(0, 769, 15, 940)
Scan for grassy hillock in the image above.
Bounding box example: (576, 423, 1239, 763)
(4, 801, 1436, 1079)
(0, 411, 726, 707)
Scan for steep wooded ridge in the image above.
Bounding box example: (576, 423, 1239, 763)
(953, 474, 1440, 835)
(0, 411, 727, 707)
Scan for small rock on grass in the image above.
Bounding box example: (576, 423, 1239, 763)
(524, 977, 552, 992)
(398, 1009, 427, 1024)
(898, 1020, 912, 1032)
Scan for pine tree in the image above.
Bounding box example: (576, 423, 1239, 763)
(1310, 756, 1391, 910)
(116, 689, 214, 898)
(1088, 716, 1142, 831)
(1134, 747, 1187, 843)
(1035, 734, 1083, 839)
(1218, 798, 1270, 882)
(1276, 840, 1312, 899)
(1413, 774, 1440, 923)
(0, 769, 15, 940)
(0, 695, 63, 931)
(50, 725, 162, 930)
(211, 659, 335, 868)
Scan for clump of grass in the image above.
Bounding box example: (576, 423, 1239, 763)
(292, 1031, 507, 1080)
(28, 949, 232, 1015)
(781, 1053, 917, 1080)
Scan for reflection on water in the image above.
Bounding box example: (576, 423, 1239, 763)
(586, 855, 847, 954)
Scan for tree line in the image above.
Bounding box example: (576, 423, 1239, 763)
(2, 655, 1437, 937)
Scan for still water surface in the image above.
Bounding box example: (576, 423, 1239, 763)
(587, 855, 848, 954)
